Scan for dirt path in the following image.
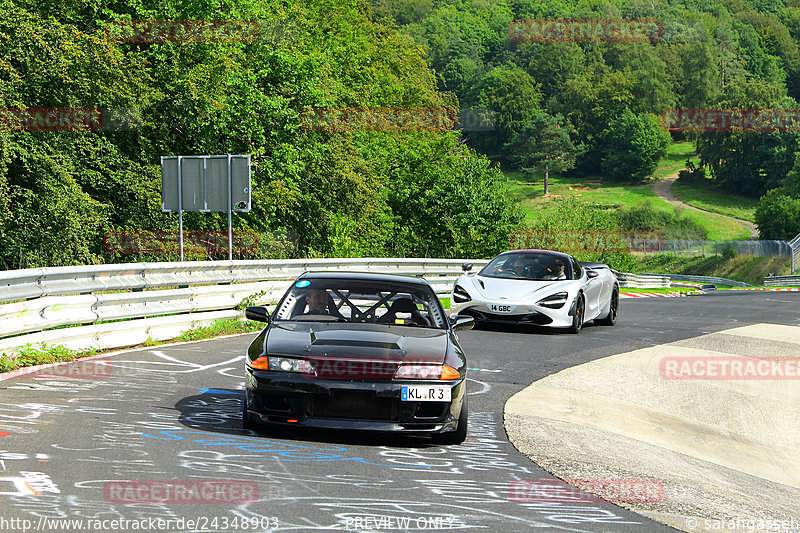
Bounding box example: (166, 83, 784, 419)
(653, 174, 759, 239)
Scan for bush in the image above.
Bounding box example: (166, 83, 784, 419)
(617, 201, 707, 239)
(601, 110, 671, 183)
(754, 189, 800, 240)
(677, 160, 707, 183)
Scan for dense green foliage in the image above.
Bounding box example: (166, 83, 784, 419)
(7, 0, 800, 269)
(0, 0, 521, 268)
(378, 0, 800, 210)
(601, 110, 671, 182)
(754, 188, 800, 239)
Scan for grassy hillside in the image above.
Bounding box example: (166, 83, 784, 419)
(653, 141, 700, 180)
(634, 254, 791, 286)
(505, 141, 752, 241)
(670, 181, 758, 223)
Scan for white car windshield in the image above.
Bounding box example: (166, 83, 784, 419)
(479, 253, 572, 281)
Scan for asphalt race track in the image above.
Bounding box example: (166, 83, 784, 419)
(0, 292, 797, 533)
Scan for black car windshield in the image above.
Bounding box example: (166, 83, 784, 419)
(479, 253, 573, 281)
(273, 279, 447, 329)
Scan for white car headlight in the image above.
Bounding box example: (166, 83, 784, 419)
(536, 291, 568, 309)
(453, 284, 472, 303)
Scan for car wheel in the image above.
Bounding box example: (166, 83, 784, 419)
(568, 294, 584, 334)
(431, 394, 467, 445)
(596, 286, 619, 326)
(242, 390, 257, 430)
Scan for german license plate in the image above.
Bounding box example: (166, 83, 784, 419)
(490, 304, 515, 313)
(401, 385, 451, 402)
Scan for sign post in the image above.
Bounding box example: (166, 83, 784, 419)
(161, 155, 251, 261)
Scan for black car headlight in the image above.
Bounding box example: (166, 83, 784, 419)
(453, 284, 472, 303)
(537, 291, 568, 309)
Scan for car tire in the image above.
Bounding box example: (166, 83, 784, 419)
(242, 390, 257, 430)
(596, 286, 619, 326)
(568, 294, 584, 334)
(431, 394, 467, 445)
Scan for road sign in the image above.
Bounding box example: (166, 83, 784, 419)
(161, 155, 250, 212)
(160, 155, 252, 260)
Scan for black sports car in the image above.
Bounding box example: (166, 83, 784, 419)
(242, 272, 474, 444)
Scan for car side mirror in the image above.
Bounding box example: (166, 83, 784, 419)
(450, 314, 475, 332)
(461, 263, 473, 272)
(587, 270, 599, 279)
(245, 306, 271, 323)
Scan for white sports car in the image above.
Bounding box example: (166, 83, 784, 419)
(450, 250, 619, 333)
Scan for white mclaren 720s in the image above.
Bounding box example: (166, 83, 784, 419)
(450, 249, 619, 333)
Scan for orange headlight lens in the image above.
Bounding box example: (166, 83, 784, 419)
(440, 365, 461, 380)
(249, 356, 271, 369)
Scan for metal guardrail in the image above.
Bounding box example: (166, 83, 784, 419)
(0, 258, 489, 356)
(790, 234, 800, 274)
(0, 258, 695, 357)
(0, 259, 488, 305)
(764, 275, 800, 287)
(630, 239, 792, 258)
(642, 273, 751, 287)
(612, 271, 671, 288)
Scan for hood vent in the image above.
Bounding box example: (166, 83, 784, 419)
(311, 338, 401, 350)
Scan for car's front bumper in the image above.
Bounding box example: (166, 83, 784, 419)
(244, 368, 466, 434)
(451, 299, 573, 327)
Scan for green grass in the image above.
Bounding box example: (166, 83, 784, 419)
(507, 173, 667, 223)
(0, 343, 98, 373)
(505, 171, 750, 240)
(175, 317, 263, 342)
(652, 141, 701, 180)
(670, 180, 757, 223)
(633, 254, 791, 286)
(620, 287, 700, 295)
(675, 210, 751, 240)
(505, 141, 752, 241)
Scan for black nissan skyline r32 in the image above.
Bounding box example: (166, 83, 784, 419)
(242, 272, 475, 444)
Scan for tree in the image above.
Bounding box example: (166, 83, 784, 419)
(463, 64, 541, 158)
(505, 111, 583, 195)
(601, 109, 671, 182)
(754, 189, 800, 240)
(783, 152, 800, 198)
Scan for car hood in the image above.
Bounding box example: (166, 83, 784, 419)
(463, 275, 571, 300)
(266, 322, 449, 377)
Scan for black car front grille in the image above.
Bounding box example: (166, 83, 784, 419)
(413, 402, 448, 419)
(464, 310, 553, 325)
(309, 390, 398, 420)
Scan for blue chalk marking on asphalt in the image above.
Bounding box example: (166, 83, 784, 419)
(139, 430, 437, 468)
(198, 388, 239, 395)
